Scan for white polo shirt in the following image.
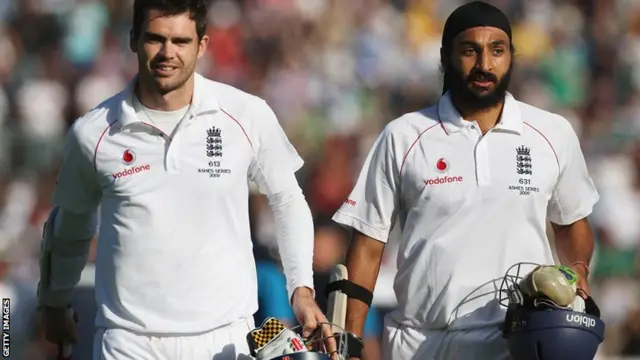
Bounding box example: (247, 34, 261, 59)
(52, 73, 308, 333)
(332, 92, 599, 331)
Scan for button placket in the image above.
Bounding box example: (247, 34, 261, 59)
(166, 132, 180, 173)
(474, 138, 491, 186)
(135, 123, 171, 171)
(165, 111, 195, 173)
(468, 123, 493, 186)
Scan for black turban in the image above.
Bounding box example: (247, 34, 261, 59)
(441, 1, 512, 49)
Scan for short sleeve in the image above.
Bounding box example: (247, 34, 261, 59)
(332, 126, 400, 243)
(248, 100, 304, 196)
(547, 120, 599, 225)
(51, 122, 102, 213)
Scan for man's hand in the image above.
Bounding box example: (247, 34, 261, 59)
(291, 287, 323, 336)
(40, 306, 78, 345)
(291, 287, 338, 357)
(572, 265, 590, 298)
(551, 219, 594, 299)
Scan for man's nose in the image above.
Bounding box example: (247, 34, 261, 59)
(476, 50, 493, 73)
(159, 41, 176, 58)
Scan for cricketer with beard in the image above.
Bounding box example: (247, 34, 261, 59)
(331, 2, 599, 359)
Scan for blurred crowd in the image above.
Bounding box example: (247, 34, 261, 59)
(1, 0, 640, 358)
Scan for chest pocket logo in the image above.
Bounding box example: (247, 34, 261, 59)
(112, 148, 152, 179)
(206, 126, 223, 157)
(199, 126, 232, 178)
(510, 145, 539, 196)
(122, 149, 136, 165)
(435, 158, 449, 172)
(516, 146, 532, 175)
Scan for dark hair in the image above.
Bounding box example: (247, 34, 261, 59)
(132, 0, 209, 40)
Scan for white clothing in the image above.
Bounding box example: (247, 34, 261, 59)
(132, 95, 189, 138)
(51, 73, 314, 334)
(332, 92, 599, 333)
(93, 317, 255, 360)
(383, 315, 511, 360)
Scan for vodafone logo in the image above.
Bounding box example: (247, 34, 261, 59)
(122, 149, 135, 165)
(112, 165, 151, 179)
(424, 175, 463, 186)
(435, 158, 448, 172)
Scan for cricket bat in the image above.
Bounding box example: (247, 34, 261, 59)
(326, 264, 348, 332)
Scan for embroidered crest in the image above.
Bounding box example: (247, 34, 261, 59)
(516, 146, 532, 176)
(206, 126, 223, 157)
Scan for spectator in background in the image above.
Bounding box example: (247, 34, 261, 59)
(305, 136, 359, 219)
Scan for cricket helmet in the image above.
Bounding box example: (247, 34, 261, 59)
(498, 262, 605, 360)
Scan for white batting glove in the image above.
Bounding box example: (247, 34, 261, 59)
(256, 328, 308, 360)
(520, 265, 578, 307)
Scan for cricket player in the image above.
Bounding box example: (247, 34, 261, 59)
(37, 0, 328, 359)
(331, 2, 599, 359)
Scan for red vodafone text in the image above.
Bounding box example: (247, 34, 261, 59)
(344, 199, 357, 206)
(424, 175, 463, 186)
(113, 165, 151, 179)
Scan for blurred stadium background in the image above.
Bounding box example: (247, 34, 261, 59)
(0, 0, 640, 358)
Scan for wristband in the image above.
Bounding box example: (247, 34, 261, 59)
(570, 261, 590, 277)
(324, 280, 373, 307)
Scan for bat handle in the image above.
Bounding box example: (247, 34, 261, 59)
(57, 342, 72, 360)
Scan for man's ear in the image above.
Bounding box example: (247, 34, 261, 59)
(440, 47, 447, 71)
(129, 30, 137, 53)
(197, 35, 210, 59)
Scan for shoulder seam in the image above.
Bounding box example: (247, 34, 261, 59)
(92, 118, 121, 173)
(523, 121, 560, 172)
(220, 108, 254, 149)
(399, 123, 441, 175)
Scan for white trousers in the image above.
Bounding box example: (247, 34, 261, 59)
(382, 316, 513, 360)
(93, 317, 255, 360)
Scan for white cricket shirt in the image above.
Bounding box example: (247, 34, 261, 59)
(52, 73, 310, 333)
(332, 92, 599, 331)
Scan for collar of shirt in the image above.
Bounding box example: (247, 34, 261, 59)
(436, 91, 522, 135)
(118, 72, 220, 128)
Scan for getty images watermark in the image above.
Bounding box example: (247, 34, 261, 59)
(2, 298, 9, 358)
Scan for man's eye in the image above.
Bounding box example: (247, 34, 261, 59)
(492, 48, 505, 56)
(463, 49, 475, 56)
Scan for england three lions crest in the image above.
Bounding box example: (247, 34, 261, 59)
(516, 145, 532, 176)
(206, 126, 223, 157)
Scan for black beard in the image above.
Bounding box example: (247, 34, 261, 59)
(443, 63, 512, 112)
